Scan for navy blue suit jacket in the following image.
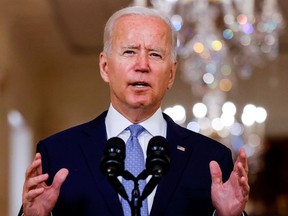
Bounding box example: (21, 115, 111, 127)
(19, 111, 233, 216)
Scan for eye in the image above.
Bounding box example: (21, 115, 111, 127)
(150, 52, 162, 59)
(123, 50, 135, 56)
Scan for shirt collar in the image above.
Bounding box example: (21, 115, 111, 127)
(105, 104, 166, 139)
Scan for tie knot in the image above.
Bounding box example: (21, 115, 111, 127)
(127, 124, 145, 138)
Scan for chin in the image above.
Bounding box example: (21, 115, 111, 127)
(127, 100, 150, 109)
(128, 96, 150, 106)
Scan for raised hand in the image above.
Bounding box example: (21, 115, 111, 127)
(209, 148, 250, 216)
(22, 153, 69, 216)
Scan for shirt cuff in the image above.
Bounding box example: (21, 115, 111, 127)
(21, 212, 53, 216)
(213, 210, 245, 216)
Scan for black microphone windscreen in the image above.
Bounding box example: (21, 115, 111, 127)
(101, 137, 126, 177)
(147, 136, 169, 155)
(105, 137, 126, 158)
(146, 136, 170, 177)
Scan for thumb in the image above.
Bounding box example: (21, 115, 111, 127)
(209, 161, 222, 185)
(52, 168, 69, 191)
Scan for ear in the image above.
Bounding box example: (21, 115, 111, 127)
(99, 52, 110, 83)
(167, 61, 177, 90)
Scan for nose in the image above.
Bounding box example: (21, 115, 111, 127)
(135, 52, 149, 72)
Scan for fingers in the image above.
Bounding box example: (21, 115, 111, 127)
(237, 163, 250, 199)
(235, 149, 250, 200)
(234, 149, 249, 182)
(209, 161, 222, 184)
(240, 148, 248, 174)
(25, 186, 45, 203)
(24, 153, 46, 190)
(240, 176, 250, 199)
(23, 153, 47, 202)
(25, 153, 43, 179)
(52, 168, 69, 191)
(235, 148, 248, 174)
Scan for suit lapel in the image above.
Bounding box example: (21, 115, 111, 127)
(77, 111, 195, 215)
(78, 111, 124, 216)
(150, 114, 195, 216)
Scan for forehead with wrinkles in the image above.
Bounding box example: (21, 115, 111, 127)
(112, 15, 172, 53)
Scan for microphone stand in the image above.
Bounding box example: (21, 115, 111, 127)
(100, 136, 169, 216)
(122, 170, 153, 216)
(122, 170, 143, 216)
(110, 168, 166, 216)
(131, 180, 141, 216)
(106, 170, 165, 216)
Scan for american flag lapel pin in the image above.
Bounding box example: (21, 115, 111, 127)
(177, 145, 185, 152)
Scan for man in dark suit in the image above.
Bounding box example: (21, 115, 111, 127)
(20, 6, 249, 216)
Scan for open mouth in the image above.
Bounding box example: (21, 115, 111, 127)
(131, 82, 149, 87)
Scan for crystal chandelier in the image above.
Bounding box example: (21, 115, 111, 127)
(151, 0, 285, 87)
(149, 0, 285, 174)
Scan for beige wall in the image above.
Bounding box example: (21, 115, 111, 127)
(0, 0, 288, 215)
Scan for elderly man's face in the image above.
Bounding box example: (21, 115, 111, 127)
(100, 15, 177, 117)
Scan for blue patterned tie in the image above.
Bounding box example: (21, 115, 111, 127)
(121, 124, 148, 216)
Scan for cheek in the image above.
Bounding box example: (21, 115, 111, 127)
(106, 63, 123, 82)
(109, 73, 127, 93)
(159, 71, 173, 89)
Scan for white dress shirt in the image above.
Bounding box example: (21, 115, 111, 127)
(105, 104, 167, 213)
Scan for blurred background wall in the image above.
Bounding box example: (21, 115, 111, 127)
(0, 0, 287, 215)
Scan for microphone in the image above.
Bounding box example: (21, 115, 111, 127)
(141, 136, 170, 200)
(100, 137, 129, 201)
(100, 137, 126, 177)
(146, 136, 170, 177)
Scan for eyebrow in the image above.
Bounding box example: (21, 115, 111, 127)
(148, 48, 165, 53)
(121, 45, 165, 53)
(121, 45, 140, 49)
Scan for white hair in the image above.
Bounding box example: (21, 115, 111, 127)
(103, 6, 177, 61)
